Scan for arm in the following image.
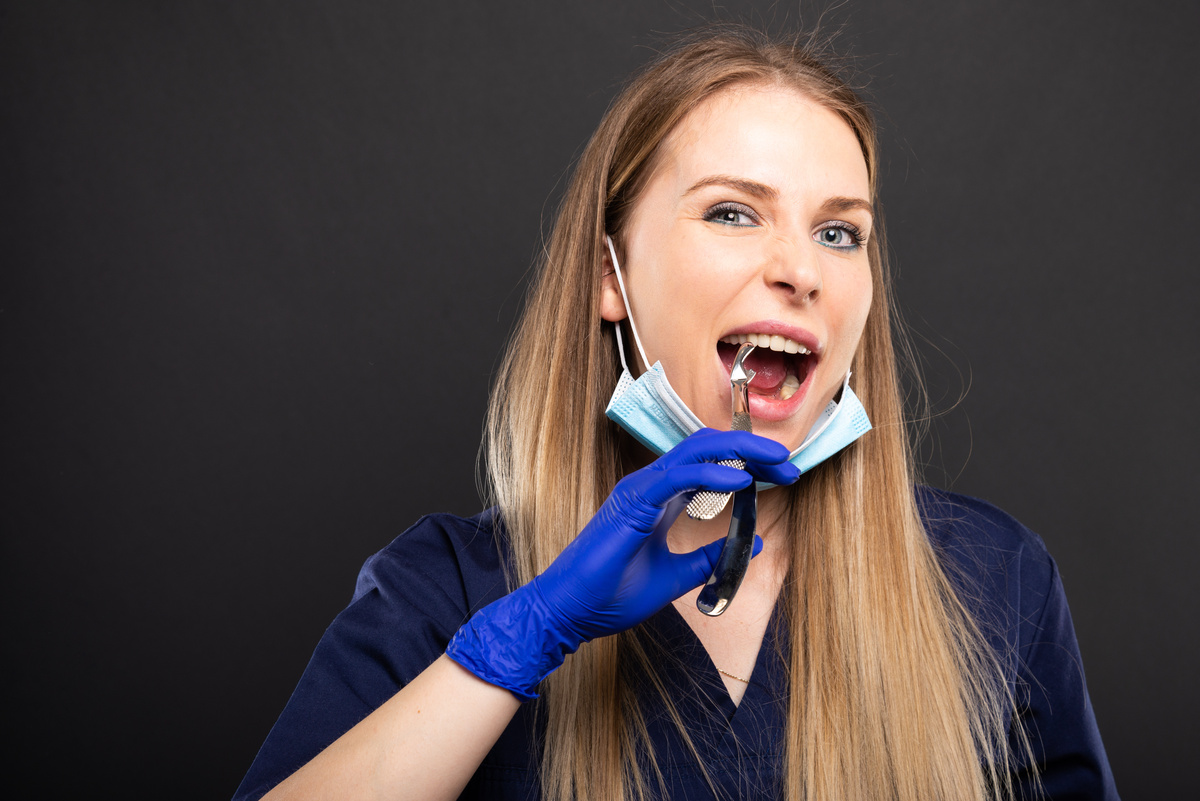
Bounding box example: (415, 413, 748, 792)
(238, 430, 798, 799)
(1012, 556, 1119, 800)
(916, 488, 1118, 799)
(263, 656, 520, 801)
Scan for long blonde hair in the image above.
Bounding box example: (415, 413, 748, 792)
(485, 26, 1027, 800)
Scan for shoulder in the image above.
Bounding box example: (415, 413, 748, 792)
(916, 485, 1054, 592)
(915, 489, 1118, 794)
(915, 486, 1059, 665)
(916, 485, 1050, 559)
(353, 507, 512, 614)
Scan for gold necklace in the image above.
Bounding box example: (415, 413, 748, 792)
(717, 667, 749, 683)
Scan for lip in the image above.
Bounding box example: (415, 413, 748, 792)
(716, 320, 821, 424)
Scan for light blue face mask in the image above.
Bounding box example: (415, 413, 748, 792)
(601, 236, 872, 484)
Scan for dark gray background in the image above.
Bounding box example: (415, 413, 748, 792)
(2, 1, 1194, 797)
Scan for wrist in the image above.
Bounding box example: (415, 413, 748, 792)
(444, 581, 583, 702)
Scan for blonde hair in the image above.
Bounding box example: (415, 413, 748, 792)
(485, 25, 1028, 800)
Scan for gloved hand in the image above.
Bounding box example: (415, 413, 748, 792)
(446, 428, 798, 700)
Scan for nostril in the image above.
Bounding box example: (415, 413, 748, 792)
(771, 279, 817, 301)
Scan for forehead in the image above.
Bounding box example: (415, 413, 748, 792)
(655, 82, 869, 200)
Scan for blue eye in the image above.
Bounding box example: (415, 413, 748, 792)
(704, 202, 758, 227)
(815, 223, 864, 250)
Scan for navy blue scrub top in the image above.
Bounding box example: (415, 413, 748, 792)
(234, 488, 1118, 800)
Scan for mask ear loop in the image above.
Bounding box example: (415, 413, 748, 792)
(605, 235, 651, 373)
(790, 371, 854, 456)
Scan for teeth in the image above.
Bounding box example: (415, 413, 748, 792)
(779, 373, 801, 400)
(720, 332, 810, 355)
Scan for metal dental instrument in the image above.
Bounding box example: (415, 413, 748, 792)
(687, 342, 756, 520)
(696, 342, 758, 617)
(695, 473, 757, 616)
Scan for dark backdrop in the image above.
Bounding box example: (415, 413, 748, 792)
(2, 2, 1195, 797)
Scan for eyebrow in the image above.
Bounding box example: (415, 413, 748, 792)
(821, 196, 875, 218)
(684, 175, 778, 202)
(684, 175, 874, 219)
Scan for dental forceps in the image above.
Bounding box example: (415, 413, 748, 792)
(695, 342, 757, 616)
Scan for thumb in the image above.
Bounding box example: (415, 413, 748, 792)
(676, 534, 764, 591)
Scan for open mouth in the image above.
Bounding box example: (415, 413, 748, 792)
(717, 333, 814, 401)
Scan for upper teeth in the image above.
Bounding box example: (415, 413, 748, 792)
(721, 332, 810, 355)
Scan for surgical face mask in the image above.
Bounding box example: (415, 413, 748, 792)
(602, 235, 872, 483)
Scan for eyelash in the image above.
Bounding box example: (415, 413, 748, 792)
(815, 221, 867, 250)
(703, 202, 759, 227)
(704, 202, 867, 249)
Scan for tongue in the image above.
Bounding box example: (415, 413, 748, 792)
(719, 342, 795, 394)
(743, 348, 788, 393)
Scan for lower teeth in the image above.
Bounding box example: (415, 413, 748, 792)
(779, 374, 800, 400)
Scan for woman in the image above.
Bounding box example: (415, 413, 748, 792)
(236, 27, 1116, 800)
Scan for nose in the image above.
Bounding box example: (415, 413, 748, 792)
(762, 236, 821, 304)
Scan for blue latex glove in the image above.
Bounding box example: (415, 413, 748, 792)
(446, 429, 798, 700)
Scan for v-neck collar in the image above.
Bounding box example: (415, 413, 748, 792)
(642, 599, 788, 728)
(622, 601, 788, 797)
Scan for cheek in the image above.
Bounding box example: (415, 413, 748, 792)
(836, 268, 874, 354)
(853, 272, 874, 337)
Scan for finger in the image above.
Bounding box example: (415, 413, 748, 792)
(742, 458, 801, 486)
(636, 462, 752, 510)
(602, 462, 749, 536)
(680, 537, 727, 589)
(664, 429, 791, 468)
(672, 533, 764, 593)
(650, 492, 691, 540)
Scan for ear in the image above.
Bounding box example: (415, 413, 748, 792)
(599, 239, 628, 323)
